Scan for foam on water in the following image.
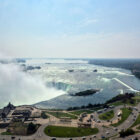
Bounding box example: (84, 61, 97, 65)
(1, 58, 140, 108)
(29, 59, 140, 97)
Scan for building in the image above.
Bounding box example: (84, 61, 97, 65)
(60, 117, 72, 123)
(0, 109, 3, 119)
(0, 103, 15, 118)
(12, 110, 31, 120)
(1, 107, 10, 118)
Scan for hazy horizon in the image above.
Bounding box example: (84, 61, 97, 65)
(0, 0, 140, 58)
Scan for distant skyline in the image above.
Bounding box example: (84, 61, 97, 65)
(0, 0, 140, 58)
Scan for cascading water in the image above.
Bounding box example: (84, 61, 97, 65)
(46, 81, 71, 92)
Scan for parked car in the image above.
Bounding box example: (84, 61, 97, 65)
(82, 137, 86, 140)
(106, 131, 110, 135)
(92, 135, 96, 138)
(101, 136, 105, 139)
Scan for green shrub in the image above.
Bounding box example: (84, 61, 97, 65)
(41, 111, 49, 119)
(27, 123, 37, 135)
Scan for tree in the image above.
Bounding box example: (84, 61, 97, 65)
(41, 111, 48, 119)
(27, 123, 37, 135)
(119, 129, 135, 137)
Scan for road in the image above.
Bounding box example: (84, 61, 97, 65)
(0, 103, 140, 140)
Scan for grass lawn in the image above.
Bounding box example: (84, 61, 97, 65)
(44, 125, 99, 137)
(1, 132, 12, 135)
(132, 95, 140, 100)
(99, 110, 114, 120)
(46, 111, 77, 119)
(109, 95, 140, 107)
(112, 108, 132, 127)
(131, 114, 140, 128)
(110, 99, 138, 107)
(132, 96, 140, 104)
(109, 101, 124, 106)
(70, 110, 94, 116)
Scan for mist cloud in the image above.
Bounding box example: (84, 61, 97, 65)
(0, 62, 65, 108)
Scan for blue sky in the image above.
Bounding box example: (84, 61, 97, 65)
(0, 0, 140, 58)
